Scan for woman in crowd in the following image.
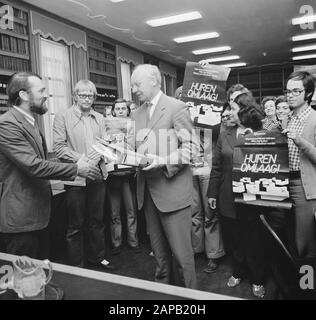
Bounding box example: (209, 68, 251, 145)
(106, 98, 140, 255)
(207, 92, 267, 298)
(261, 96, 279, 130)
(220, 102, 236, 132)
(275, 95, 291, 122)
(126, 100, 138, 113)
(103, 105, 113, 118)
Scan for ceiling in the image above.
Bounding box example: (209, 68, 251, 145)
(23, 0, 316, 68)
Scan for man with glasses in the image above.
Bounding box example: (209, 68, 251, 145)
(282, 71, 316, 259)
(53, 79, 116, 270)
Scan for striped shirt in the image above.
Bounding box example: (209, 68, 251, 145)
(287, 106, 312, 171)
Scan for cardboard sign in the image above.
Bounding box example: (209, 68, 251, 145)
(181, 62, 230, 134)
(99, 117, 138, 172)
(232, 130, 290, 202)
(181, 62, 230, 168)
(103, 117, 132, 143)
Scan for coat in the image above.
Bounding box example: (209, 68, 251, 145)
(130, 93, 196, 212)
(0, 107, 77, 233)
(207, 126, 243, 219)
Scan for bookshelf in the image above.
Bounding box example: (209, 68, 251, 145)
(87, 34, 118, 114)
(0, 0, 30, 114)
(227, 66, 293, 104)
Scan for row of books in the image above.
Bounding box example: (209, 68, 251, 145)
(0, 55, 29, 71)
(88, 36, 115, 52)
(88, 47, 115, 61)
(90, 73, 117, 87)
(13, 7, 28, 21)
(12, 21, 28, 35)
(0, 34, 28, 55)
(89, 58, 116, 74)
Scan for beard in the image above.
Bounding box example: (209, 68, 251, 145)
(30, 98, 48, 115)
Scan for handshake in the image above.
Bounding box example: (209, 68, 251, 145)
(76, 154, 105, 181)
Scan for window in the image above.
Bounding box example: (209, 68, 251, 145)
(40, 38, 71, 151)
(120, 62, 132, 100)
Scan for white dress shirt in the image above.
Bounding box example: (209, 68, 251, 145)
(148, 90, 162, 119)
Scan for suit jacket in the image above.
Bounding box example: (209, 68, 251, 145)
(282, 108, 316, 200)
(0, 107, 77, 233)
(207, 126, 244, 219)
(130, 93, 196, 212)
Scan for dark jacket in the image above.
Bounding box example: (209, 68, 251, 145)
(207, 126, 244, 219)
(0, 107, 77, 233)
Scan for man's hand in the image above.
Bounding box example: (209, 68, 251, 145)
(142, 154, 165, 172)
(198, 59, 210, 67)
(208, 198, 217, 210)
(77, 154, 103, 181)
(282, 129, 303, 146)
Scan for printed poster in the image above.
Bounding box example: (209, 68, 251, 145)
(181, 61, 230, 168)
(101, 117, 135, 172)
(232, 130, 290, 201)
(181, 61, 231, 133)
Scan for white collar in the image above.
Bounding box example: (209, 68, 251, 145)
(13, 106, 35, 127)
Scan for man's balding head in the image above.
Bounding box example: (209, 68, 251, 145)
(131, 64, 161, 102)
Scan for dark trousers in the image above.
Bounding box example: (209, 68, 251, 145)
(65, 182, 106, 267)
(144, 188, 197, 289)
(289, 177, 316, 258)
(107, 175, 138, 248)
(220, 208, 267, 285)
(0, 228, 49, 260)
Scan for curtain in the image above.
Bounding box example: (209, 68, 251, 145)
(116, 45, 143, 103)
(29, 33, 45, 132)
(120, 62, 132, 100)
(31, 11, 86, 50)
(30, 10, 88, 146)
(40, 38, 71, 151)
(161, 75, 166, 94)
(69, 46, 89, 88)
(159, 61, 177, 97)
(117, 45, 143, 65)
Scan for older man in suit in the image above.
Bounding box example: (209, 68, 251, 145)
(0, 72, 101, 259)
(129, 64, 197, 289)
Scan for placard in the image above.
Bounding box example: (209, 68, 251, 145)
(232, 130, 290, 201)
(181, 62, 230, 168)
(181, 61, 230, 134)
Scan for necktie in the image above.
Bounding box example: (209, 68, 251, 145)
(145, 102, 153, 126)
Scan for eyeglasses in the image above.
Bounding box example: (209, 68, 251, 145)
(283, 89, 305, 96)
(77, 94, 94, 100)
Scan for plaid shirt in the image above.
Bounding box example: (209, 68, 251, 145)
(287, 106, 312, 171)
(262, 117, 280, 131)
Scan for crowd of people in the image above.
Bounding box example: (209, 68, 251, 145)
(0, 64, 315, 299)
